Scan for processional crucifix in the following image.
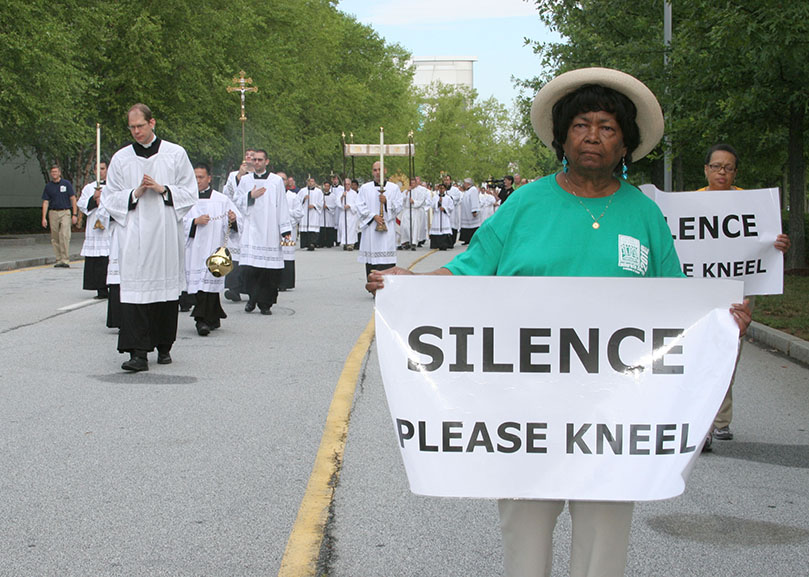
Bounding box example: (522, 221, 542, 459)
(226, 70, 258, 158)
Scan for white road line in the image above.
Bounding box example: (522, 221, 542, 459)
(58, 299, 100, 312)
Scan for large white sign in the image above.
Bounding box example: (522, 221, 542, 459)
(641, 185, 784, 295)
(375, 276, 744, 501)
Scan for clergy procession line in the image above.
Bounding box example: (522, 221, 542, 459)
(78, 103, 520, 373)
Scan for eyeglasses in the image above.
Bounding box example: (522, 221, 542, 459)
(707, 163, 736, 173)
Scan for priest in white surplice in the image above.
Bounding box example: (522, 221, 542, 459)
(276, 171, 303, 291)
(183, 163, 241, 336)
(337, 177, 359, 250)
(298, 177, 323, 251)
(235, 148, 292, 315)
(416, 177, 431, 245)
(479, 185, 498, 221)
(398, 177, 429, 249)
(103, 103, 197, 372)
(458, 177, 481, 245)
(78, 161, 111, 299)
(357, 161, 403, 279)
(442, 174, 462, 247)
(221, 148, 255, 302)
(319, 180, 338, 248)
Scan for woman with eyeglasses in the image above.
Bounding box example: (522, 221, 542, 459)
(701, 144, 790, 254)
(699, 143, 790, 446)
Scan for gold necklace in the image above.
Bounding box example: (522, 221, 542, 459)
(564, 174, 615, 229)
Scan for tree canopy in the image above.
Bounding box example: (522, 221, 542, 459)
(0, 0, 417, 188)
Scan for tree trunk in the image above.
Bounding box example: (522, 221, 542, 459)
(787, 103, 806, 270)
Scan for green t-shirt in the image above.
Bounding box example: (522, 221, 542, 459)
(445, 174, 683, 278)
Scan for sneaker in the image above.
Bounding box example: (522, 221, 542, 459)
(701, 431, 713, 453)
(714, 426, 733, 440)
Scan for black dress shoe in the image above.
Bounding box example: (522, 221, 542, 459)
(260, 307, 272, 315)
(157, 352, 172, 365)
(224, 289, 241, 302)
(196, 322, 211, 336)
(122, 355, 148, 372)
(244, 301, 256, 312)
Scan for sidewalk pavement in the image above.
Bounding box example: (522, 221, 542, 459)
(2, 233, 807, 367)
(0, 233, 85, 272)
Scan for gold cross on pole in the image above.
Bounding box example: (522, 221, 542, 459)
(226, 70, 258, 157)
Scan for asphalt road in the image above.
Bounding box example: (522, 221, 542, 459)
(0, 247, 807, 577)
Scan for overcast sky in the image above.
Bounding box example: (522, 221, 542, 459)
(337, 0, 562, 106)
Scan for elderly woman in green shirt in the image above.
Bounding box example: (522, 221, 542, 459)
(367, 67, 752, 577)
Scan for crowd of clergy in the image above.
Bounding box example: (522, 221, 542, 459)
(77, 113, 525, 371)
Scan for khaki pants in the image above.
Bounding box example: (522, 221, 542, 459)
(714, 297, 754, 430)
(498, 499, 634, 577)
(48, 209, 71, 264)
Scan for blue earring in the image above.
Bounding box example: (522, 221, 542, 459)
(562, 156, 569, 174)
(621, 157, 628, 179)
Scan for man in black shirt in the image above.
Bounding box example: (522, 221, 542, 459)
(41, 165, 78, 267)
(498, 175, 515, 205)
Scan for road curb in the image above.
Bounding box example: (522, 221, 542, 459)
(0, 253, 84, 272)
(747, 321, 809, 367)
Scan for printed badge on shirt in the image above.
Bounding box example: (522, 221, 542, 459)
(618, 234, 649, 275)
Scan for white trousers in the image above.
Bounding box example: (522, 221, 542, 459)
(498, 499, 634, 577)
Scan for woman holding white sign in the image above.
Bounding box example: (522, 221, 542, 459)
(368, 68, 753, 577)
(699, 143, 790, 443)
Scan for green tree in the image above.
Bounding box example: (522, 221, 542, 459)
(414, 83, 518, 184)
(0, 0, 418, 194)
(524, 0, 809, 268)
(668, 0, 809, 270)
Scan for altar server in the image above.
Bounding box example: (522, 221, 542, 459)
(429, 183, 454, 250)
(277, 171, 303, 290)
(235, 149, 292, 315)
(78, 161, 111, 299)
(337, 177, 360, 250)
(298, 177, 323, 251)
(357, 161, 403, 278)
(183, 163, 240, 335)
(221, 148, 255, 302)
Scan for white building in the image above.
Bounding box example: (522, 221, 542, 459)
(410, 56, 477, 91)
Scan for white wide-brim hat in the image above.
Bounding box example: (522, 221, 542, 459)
(530, 67, 664, 161)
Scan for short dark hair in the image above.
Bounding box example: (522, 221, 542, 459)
(704, 143, 739, 168)
(551, 84, 641, 167)
(351, 178, 359, 186)
(127, 103, 153, 121)
(253, 148, 268, 159)
(504, 175, 514, 184)
(193, 162, 211, 174)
